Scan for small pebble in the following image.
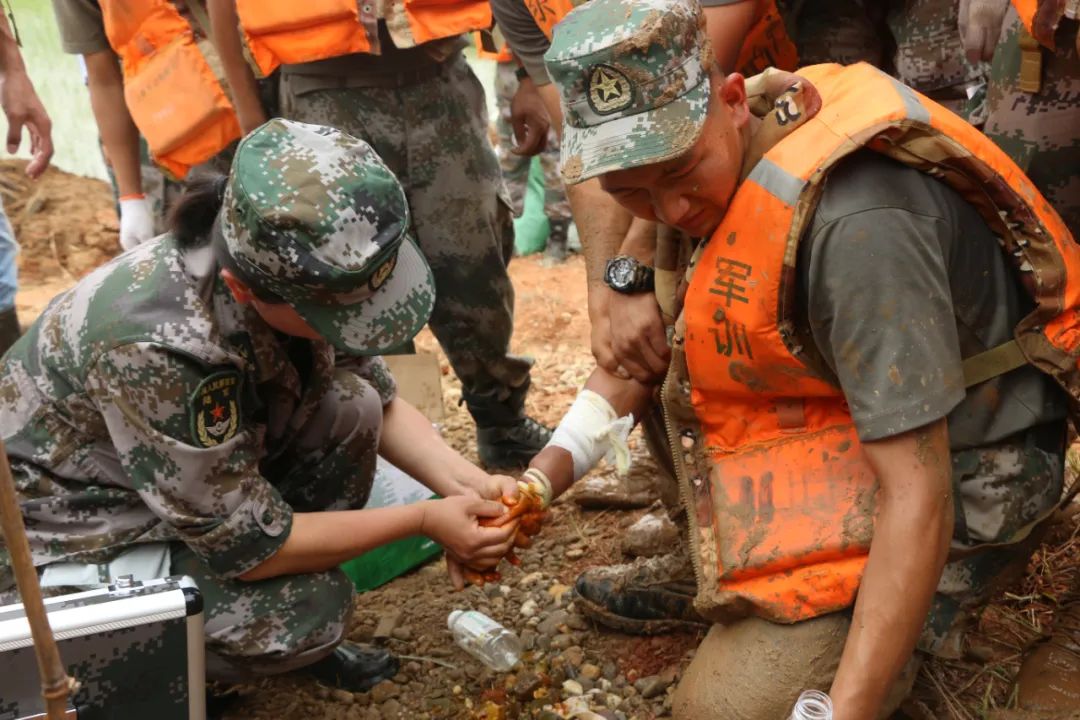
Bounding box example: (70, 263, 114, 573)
(562, 679, 585, 696)
(520, 598, 540, 618)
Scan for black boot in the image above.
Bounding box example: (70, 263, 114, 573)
(542, 218, 570, 266)
(0, 306, 20, 357)
(466, 381, 553, 469)
(304, 641, 399, 692)
(574, 551, 708, 635)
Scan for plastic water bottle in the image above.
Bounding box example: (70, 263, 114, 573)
(447, 610, 522, 672)
(789, 690, 833, 720)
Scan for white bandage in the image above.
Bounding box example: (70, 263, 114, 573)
(547, 389, 634, 482)
(520, 467, 554, 508)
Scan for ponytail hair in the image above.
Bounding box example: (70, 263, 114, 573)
(168, 172, 228, 248)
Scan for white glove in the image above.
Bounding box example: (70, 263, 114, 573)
(118, 196, 156, 251)
(959, 0, 1010, 63)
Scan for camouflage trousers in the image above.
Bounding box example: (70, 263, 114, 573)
(0, 369, 381, 680)
(788, 0, 988, 121)
(280, 53, 534, 420)
(494, 63, 571, 223)
(984, 12, 1080, 239)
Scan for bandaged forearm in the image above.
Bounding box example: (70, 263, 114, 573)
(547, 389, 634, 482)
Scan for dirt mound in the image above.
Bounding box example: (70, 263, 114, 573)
(1, 159, 119, 320)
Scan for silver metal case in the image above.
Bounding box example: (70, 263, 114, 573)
(0, 575, 205, 720)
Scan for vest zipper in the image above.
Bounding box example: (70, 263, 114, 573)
(659, 360, 706, 596)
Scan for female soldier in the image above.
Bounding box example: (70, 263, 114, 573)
(0, 119, 518, 691)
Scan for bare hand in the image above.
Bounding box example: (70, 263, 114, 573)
(608, 289, 669, 383)
(457, 472, 520, 502)
(420, 496, 517, 566)
(509, 75, 550, 157)
(1, 69, 52, 179)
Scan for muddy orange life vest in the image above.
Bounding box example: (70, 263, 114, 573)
(101, 0, 241, 179)
(236, 0, 493, 77)
(668, 62, 1078, 623)
(528, 0, 797, 75)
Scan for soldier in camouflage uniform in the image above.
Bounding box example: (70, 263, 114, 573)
(537, 0, 1070, 716)
(209, 1, 552, 469)
(784, 0, 989, 122)
(0, 119, 519, 689)
(494, 61, 575, 262)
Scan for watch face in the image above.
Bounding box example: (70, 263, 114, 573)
(609, 257, 636, 289)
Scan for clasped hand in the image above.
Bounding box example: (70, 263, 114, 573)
(431, 471, 549, 590)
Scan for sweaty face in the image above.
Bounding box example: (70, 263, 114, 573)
(599, 73, 749, 237)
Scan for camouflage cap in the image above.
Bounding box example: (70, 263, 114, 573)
(544, 0, 713, 185)
(220, 119, 435, 356)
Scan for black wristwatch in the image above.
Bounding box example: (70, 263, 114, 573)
(604, 255, 655, 294)
(514, 65, 529, 82)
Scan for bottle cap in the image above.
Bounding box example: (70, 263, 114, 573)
(448, 610, 463, 630)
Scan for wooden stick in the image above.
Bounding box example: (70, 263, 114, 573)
(0, 437, 75, 719)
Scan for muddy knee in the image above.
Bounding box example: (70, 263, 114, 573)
(672, 614, 849, 720)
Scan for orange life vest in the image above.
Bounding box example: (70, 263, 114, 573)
(526, 0, 797, 75)
(101, 0, 241, 179)
(236, 0, 494, 77)
(669, 62, 1078, 623)
(473, 32, 515, 63)
(1011, 0, 1065, 48)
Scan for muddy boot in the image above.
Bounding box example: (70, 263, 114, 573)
(0, 306, 20, 357)
(1014, 600, 1080, 714)
(620, 507, 680, 558)
(467, 381, 553, 469)
(573, 465, 661, 510)
(305, 641, 399, 693)
(574, 551, 708, 634)
(542, 218, 570, 266)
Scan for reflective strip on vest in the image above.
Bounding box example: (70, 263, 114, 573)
(745, 156, 802, 206)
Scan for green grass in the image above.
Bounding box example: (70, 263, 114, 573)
(10, 0, 107, 179)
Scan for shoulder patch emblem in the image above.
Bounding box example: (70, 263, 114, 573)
(190, 371, 242, 448)
(588, 64, 634, 115)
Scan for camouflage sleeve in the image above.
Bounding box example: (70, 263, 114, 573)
(86, 342, 293, 579)
(335, 354, 397, 406)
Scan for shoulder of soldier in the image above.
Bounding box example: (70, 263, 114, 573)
(811, 149, 952, 231)
(90, 341, 247, 447)
(36, 239, 226, 379)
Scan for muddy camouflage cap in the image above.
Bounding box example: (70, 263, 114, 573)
(544, 0, 712, 185)
(220, 119, 434, 355)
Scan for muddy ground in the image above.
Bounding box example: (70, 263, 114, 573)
(5, 159, 1079, 719)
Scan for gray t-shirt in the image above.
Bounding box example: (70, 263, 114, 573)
(491, 0, 748, 85)
(50, 0, 109, 55)
(797, 150, 1067, 447)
